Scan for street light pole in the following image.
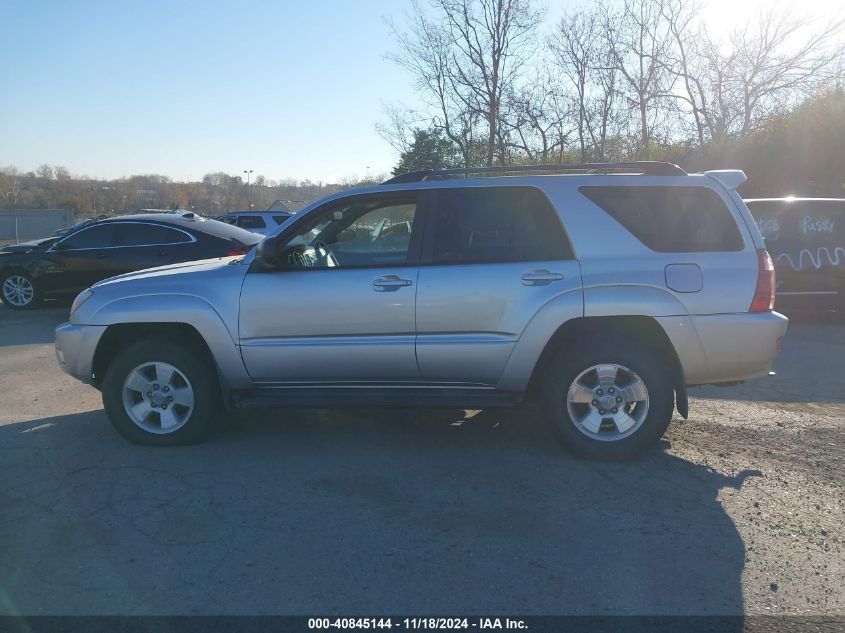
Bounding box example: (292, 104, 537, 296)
(243, 170, 253, 209)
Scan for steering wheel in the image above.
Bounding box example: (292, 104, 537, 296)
(313, 240, 338, 268)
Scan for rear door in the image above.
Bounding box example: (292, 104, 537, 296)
(114, 222, 199, 269)
(415, 186, 582, 385)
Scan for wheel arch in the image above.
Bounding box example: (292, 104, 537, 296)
(83, 293, 253, 393)
(520, 315, 688, 419)
(92, 323, 213, 386)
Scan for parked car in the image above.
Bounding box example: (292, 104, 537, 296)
(745, 198, 845, 315)
(1, 213, 260, 309)
(215, 210, 294, 235)
(55, 162, 787, 459)
(53, 218, 96, 237)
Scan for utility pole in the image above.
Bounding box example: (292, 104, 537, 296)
(243, 169, 253, 209)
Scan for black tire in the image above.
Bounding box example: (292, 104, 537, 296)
(101, 337, 221, 446)
(540, 340, 675, 460)
(0, 270, 41, 310)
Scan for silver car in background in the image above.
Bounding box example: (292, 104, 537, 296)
(55, 162, 787, 459)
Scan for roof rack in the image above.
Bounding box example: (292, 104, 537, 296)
(382, 161, 686, 184)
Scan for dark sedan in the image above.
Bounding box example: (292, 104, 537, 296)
(0, 213, 261, 309)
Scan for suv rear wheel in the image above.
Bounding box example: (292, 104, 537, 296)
(101, 338, 220, 445)
(541, 341, 674, 460)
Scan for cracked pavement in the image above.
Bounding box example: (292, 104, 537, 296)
(0, 305, 842, 615)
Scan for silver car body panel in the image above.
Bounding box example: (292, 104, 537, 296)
(238, 267, 420, 382)
(416, 260, 583, 385)
(64, 257, 255, 389)
(55, 171, 787, 398)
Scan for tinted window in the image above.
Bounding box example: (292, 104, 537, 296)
(580, 186, 743, 252)
(120, 223, 192, 246)
(59, 224, 119, 249)
(431, 187, 571, 264)
(273, 214, 292, 225)
(236, 216, 266, 229)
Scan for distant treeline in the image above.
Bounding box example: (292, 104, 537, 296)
(0, 169, 383, 217)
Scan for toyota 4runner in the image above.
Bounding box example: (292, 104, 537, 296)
(55, 162, 788, 459)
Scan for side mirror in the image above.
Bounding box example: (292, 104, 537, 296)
(255, 235, 275, 262)
(254, 235, 286, 270)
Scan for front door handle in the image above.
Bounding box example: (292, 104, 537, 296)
(373, 275, 412, 291)
(521, 269, 564, 285)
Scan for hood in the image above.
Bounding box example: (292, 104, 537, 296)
(92, 256, 242, 289)
(0, 237, 57, 253)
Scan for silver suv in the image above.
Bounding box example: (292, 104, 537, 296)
(55, 162, 788, 459)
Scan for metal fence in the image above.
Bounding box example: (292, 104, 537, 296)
(0, 209, 74, 242)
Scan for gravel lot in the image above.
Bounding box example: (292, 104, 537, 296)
(0, 304, 842, 616)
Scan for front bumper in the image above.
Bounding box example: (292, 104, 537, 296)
(55, 322, 107, 384)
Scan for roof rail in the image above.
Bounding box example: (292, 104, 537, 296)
(382, 161, 686, 184)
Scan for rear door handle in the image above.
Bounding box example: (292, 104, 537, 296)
(373, 275, 413, 291)
(94, 253, 109, 259)
(521, 269, 564, 285)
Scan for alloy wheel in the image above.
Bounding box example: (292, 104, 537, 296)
(566, 363, 650, 441)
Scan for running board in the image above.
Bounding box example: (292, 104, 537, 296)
(231, 386, 524, 409)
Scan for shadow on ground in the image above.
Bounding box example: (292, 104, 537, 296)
(0, 405, 757, 617)
(0, 304, 69, 348)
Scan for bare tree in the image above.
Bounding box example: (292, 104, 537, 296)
(549, 10, 600, 161)
(389, 0, 543, 166)
(601, 0, 678, 156)
(726, 9, 844, 135)
(501, 73, 573, 162)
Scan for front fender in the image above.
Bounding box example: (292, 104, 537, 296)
(82, 293, 253, 389)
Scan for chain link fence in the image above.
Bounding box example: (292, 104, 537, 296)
(0, 209, 74, 242)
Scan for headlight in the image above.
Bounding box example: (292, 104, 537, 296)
(70, 288, 94, 314)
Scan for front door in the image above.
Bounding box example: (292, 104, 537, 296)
(42, 223, 123, 293)
(239, 192, 422, 382)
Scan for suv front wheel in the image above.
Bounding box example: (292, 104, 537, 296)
(541, 342, 674, 460)
(102, 338, 220, 445)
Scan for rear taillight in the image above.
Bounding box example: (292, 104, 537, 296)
(750, 249, 776, 312)
(226, 241, 251, 257)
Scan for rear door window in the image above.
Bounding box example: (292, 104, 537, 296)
(580, 186, 744, 252)
(429, 187, 572, 264)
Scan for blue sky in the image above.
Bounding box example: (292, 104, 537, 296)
(0, 0, 835, 183)
(0, 0, 421, 182)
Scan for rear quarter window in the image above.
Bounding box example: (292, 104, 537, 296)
(580, 185, 744, 253)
